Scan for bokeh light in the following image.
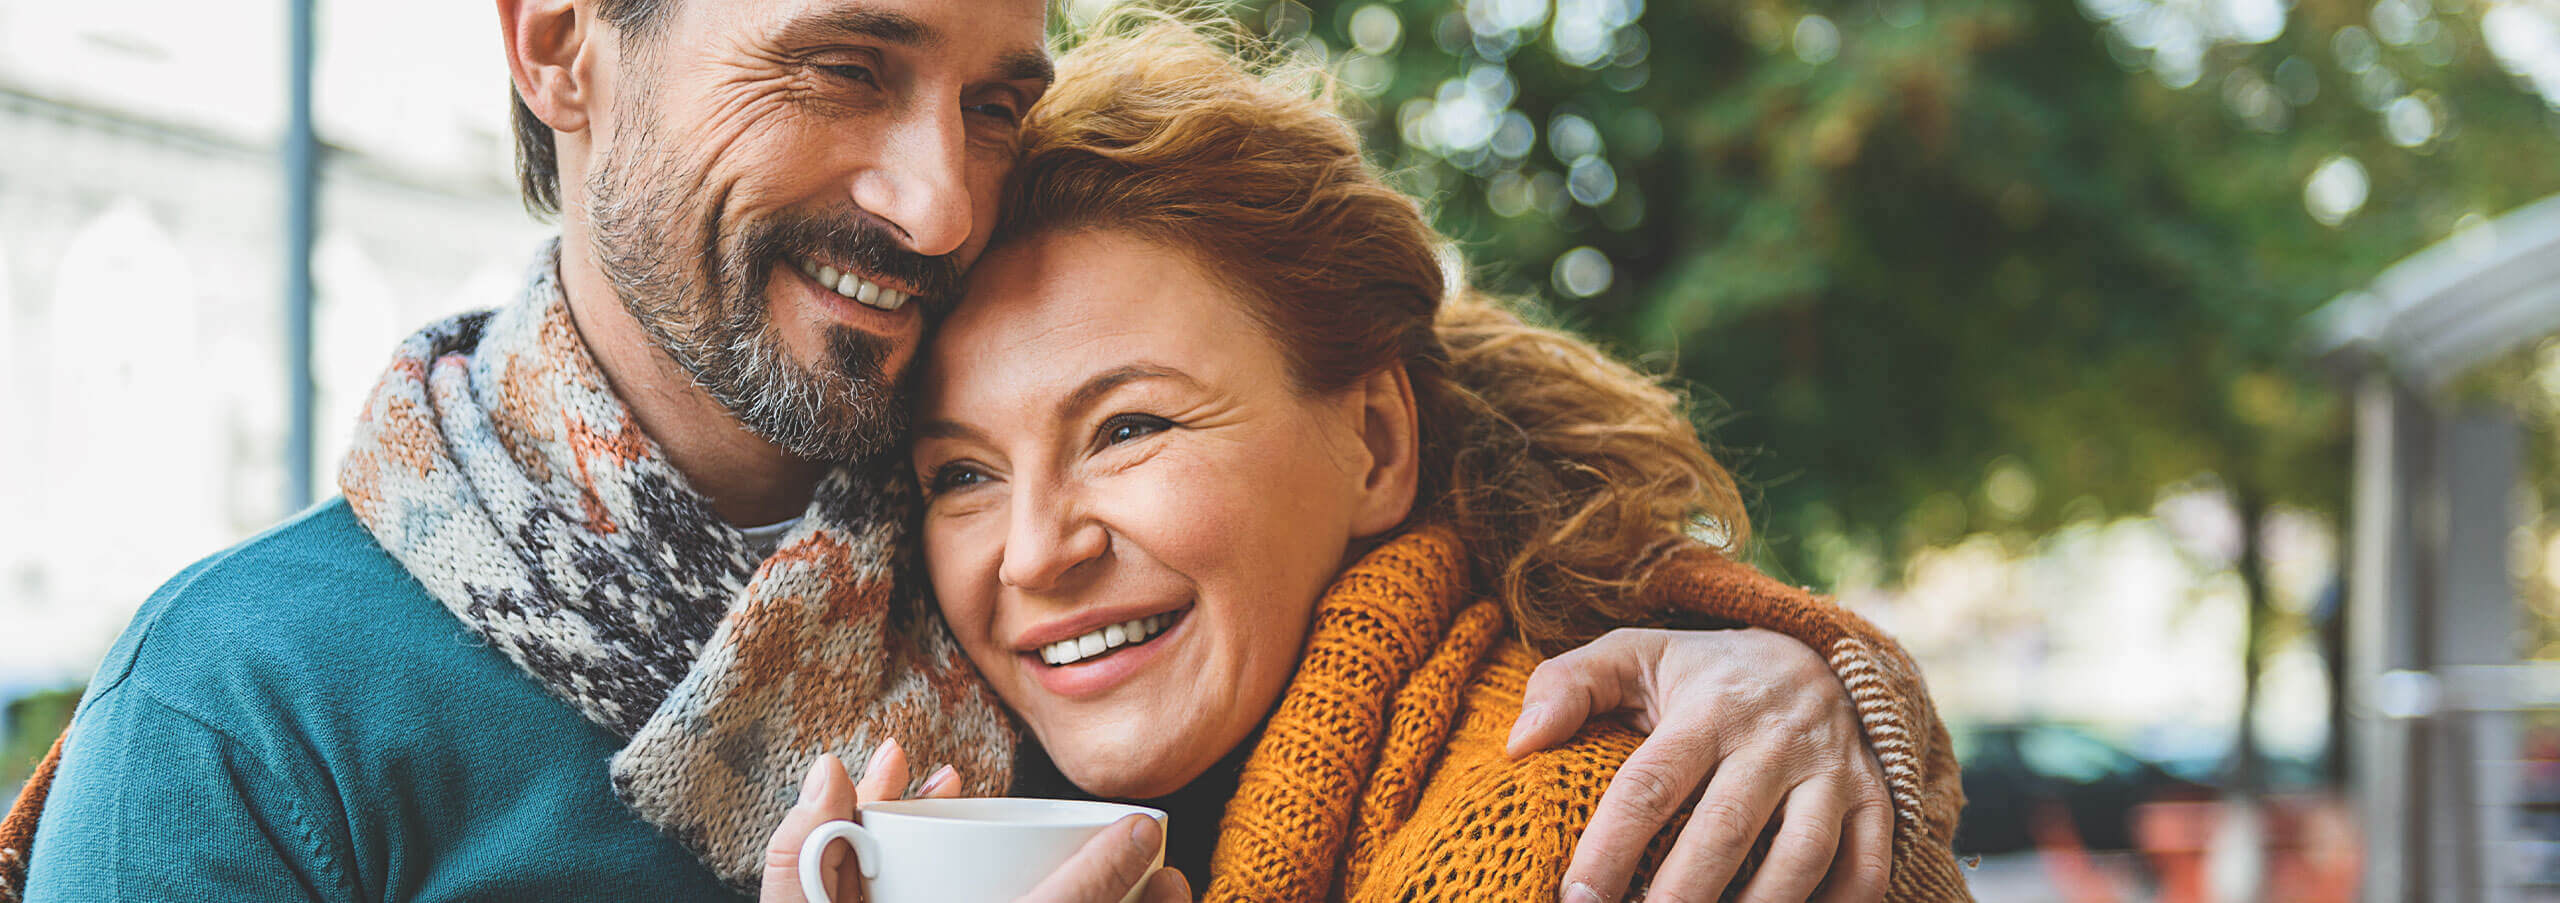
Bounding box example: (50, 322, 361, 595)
(2305, 155, 2373, 226)
(1553, 246, 1614, 297)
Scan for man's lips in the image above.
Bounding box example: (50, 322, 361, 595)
(790, 254, 922, 312)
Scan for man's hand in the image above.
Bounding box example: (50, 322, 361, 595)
(757, 738, 1189, 903)
(1506, 628, 1892, 903)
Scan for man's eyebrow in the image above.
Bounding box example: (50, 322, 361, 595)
(1060, 364, 1194, 420)
(773, 6, 940, 50)
(996, 48, 1055, 86)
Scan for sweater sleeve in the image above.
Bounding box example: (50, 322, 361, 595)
(1635, 543, 1971, 903)
(22, 684, 352, 903)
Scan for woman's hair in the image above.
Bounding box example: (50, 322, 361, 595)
(1004, 16, 1748, 651)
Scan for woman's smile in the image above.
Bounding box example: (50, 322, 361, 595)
(1018, 605, 1194, 698)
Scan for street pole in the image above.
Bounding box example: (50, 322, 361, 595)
(283, 0, 318, 511)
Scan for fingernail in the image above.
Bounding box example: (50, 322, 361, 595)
(921, 764, 958, 793)
(1126, 814, 1162, 852)
(1562, 880, 1605, 903)
(1509, 704, 1547, 746)
(866, 737, 902, 776)
(800, 755, 832, 803)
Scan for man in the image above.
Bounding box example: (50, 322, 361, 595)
(3, 0, 1964, 900)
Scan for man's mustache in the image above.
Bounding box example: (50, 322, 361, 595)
(761, 213, 962, 311)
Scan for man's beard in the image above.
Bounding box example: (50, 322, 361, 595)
(583, 121, 961, 464)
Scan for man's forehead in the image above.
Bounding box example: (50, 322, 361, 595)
(745, 0, 1050, 47)
(730, 0, 1052, 81)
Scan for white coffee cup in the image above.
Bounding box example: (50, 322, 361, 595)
(797, 797, 1168, 903)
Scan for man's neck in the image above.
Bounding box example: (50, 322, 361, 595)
(554, 232, 826, 527)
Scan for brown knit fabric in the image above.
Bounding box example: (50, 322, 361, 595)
(0, 732, 65, 903)
(1207, 528, 1969, 902)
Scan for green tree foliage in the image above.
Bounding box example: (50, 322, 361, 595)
(3, 687, 78, 795)
(1235, 0, 2560, 582)
(1210, 0, 2560, 787)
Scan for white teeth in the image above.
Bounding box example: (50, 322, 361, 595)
(797, 257, 914, 313)
(1038, 611, 1179, 666)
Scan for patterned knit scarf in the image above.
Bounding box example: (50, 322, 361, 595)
(336, 243, 1014, 890)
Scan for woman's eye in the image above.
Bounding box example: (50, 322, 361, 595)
(1099, 414, 1173, 447)
(928, 464, 989, 494)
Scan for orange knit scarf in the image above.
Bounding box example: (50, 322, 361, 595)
(1202, 527, 1970, 902)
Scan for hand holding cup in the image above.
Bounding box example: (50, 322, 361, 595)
(757, 738, 1189, 903)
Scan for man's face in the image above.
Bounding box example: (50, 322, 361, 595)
(583, 0, 1050, 461)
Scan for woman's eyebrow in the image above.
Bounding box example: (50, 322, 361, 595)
(914, 418, 987, 443)
(1058, 365, 1196, 420)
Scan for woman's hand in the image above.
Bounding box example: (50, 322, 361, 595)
(760, 738, 964, 903)
(757, 738, 1192, 903)
(1505, 628, 1892, 903)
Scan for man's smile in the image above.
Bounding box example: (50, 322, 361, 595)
(791, 255, 916, 312)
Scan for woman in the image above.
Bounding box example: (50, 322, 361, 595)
(767, 19, 1966, 903)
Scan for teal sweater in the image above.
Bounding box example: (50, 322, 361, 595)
(24, 499, 743, 901)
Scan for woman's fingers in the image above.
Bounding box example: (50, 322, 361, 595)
(854, 737, 912, 805)
(1637, 751, 1790, 903)
(1560, 729, 1718, 903)
(1732, 778, 1845, 903)
(1137, 863, 1193, 903)
(1016, 814, 1170, 903)
(759, 754, 860, 903)
(1811, 785, 1892, 903)
(916, 764, 962, 799)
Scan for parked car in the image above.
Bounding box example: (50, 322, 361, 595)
(1952, 722, 2213, 854)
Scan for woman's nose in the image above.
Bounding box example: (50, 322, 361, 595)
(997, 490, 1108, 591)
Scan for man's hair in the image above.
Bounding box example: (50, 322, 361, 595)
(511, 0, 675, 217)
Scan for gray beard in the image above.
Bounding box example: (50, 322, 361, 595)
(582, 131, 905, 464)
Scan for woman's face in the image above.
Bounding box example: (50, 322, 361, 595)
(912, 228, 1411, 798)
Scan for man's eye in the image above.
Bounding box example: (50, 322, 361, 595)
(822, 65, 878, 86)
(965, 103, 1021, 125)
(1099, 414, 1173, 447)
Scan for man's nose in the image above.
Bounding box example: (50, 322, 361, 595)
(848, 103, 974, 259)
(998, 485, 1107, 593)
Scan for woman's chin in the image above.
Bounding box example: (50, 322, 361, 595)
(1051, 741, 1205, 800)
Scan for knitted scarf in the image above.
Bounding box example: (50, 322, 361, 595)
(334, 244, 1013, 890)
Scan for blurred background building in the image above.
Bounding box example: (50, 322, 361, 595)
(4, 0, 2560, 900)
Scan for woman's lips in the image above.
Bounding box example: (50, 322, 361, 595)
(1020, 607, 1191, 699)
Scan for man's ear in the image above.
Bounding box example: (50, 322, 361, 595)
(1348, 365, 1423, 539)
(498, 0, 597, 135)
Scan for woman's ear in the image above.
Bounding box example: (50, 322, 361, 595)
(1347, 365, 1423, 538)
(498, 0, 598, 136)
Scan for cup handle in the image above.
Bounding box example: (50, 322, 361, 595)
(798, 818, 882, 903)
